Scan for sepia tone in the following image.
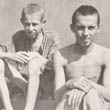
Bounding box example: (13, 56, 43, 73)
(0, 0, 110, 110)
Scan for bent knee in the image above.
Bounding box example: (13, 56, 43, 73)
(28, 57, 44, 76)
(84, 89, 100, 104)
(84, 89, 106, 110)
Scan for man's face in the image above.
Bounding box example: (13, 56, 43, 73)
(22, 14, 44, 39)
(71, 14, 100, 47)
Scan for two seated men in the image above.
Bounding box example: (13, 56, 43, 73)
(0, 3, 110, 110)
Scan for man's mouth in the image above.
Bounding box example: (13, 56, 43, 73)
(81, 38, 91, 44)
(84, 38, 90, 42)
(27, 33, 36, 38)
(27, 32, 34, 35)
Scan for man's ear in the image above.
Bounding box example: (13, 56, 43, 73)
(20, 18, 23, 25)
(42, 18, 46, 26)
(97, 24, 102, 33)
(70, 24, 75, 32)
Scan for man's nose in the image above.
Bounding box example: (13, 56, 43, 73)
(29, 25, 34, 31)
(83, 28, 89, 36)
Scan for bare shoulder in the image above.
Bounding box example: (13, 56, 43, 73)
(94, 44, 110, 63)
(94, 44, 110, 55)
(60, 44, 75, 59)
(94, 43, 109, 51)
(54, 50, 67, 66)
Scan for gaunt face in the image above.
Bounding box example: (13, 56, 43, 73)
(22, 13, 44, 39)
(71, 14, 100, 48)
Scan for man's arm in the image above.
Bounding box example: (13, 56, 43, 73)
(67, 50, 110, 102)
(53, 50, 67, 102)
(0, 51, 30, 64)
(47, 31, 61, 58)
(90, 51, 110, 101)
(0, 37, 30, 64)
(42, 31, 61, 70)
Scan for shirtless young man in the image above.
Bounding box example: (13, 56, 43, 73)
(53, 5, 110, 110)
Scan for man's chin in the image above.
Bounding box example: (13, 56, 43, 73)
(81, 42, 91, 48)
(27, 34, 36, 39)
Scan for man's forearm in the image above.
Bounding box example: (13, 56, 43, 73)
(0, 52, 14, 60)
(66, 77, 110, 101)
(54, 84, 67, 102)
(65, 78, 77, 89)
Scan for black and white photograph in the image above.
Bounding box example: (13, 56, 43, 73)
(0, 0, 110, 110)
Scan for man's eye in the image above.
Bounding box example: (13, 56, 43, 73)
(32, 23, 38, 26)
(25, 23, 30, 26)
(88, 26, 95, 30)
(77, 26, 85, 30)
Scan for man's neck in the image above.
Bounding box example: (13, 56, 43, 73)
(29, 31, 43, 44)
(74, 43, 94, 55)
(27, 31, 44, 52)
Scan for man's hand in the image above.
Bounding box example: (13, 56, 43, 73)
(66, 89, 85, 109)
(74, 76, 92, 93)
(65, 76, 92, 93)
(13, 51, 30, 64)
(65, 78, 77, 89)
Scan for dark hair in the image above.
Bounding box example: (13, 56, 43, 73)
(21, 3, 45, 21)
(72, 5, 100, 26)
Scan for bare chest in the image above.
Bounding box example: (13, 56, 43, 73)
(64, 53, 102, 82)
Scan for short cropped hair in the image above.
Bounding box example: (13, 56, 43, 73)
(72, 5, 100, 26)
(21, 3, 45, 21)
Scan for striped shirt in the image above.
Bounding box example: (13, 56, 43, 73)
(0, 29, 61, 73)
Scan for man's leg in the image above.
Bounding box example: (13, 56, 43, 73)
(0, 59, 13, 110)
(4, 61, 27, 97)
(83, 88, 107, 110)
(24, 57, 43, 110)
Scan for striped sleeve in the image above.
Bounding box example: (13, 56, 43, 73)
(42, 30, 61, 70)
(0, 43, 8, 52)
(43, 30, 61, 58)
